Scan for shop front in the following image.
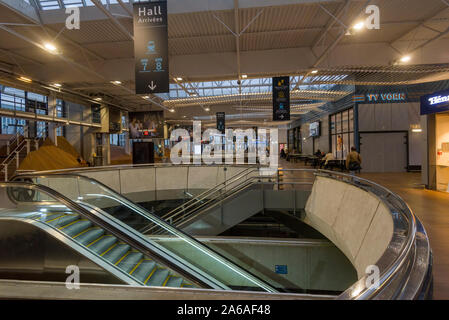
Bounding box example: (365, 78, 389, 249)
(422, 89, 449, 193)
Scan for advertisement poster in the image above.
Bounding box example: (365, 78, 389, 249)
(129, 111, 164, 139)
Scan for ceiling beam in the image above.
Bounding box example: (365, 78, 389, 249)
(0, 0, 39, 25)
(91, 0, 134, 41)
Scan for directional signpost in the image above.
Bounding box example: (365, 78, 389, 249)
(133, 1, 169, 94)
(273, 76, 290, 121)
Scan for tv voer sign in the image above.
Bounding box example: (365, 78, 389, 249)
(133, 1, 169, 94)
(421, 89, 449, 115)
(273, 76, 290, 121)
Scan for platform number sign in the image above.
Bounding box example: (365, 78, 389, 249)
(133, 1, 169, 94)
(273, 77, 290, 121)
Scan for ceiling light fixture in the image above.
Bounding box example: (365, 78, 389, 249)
(18, 76, 32, 83)
(241, 74, 248, 79)
(400, 55, 411, 63)
(205, 107, 210, 112)
(94, 97, 102, 101)
(311, 70, 318, 74)
(143, 96, 150, 99)
(353, 21, 365, 31)
(111, 81, 122, 85)
(43, 42, 58, 54)
(52, 83, 62, 88)
(175, 77, 183, 81)
(412, 128, 423, 133)
(169, 109, 175, 113)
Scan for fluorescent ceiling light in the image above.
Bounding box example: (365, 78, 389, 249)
(169, 109, 175, 113)
(18, 76, 32, 83)
(52, 83, 62, 87)
(94, 97, 102, 101)
(143, 96, 150, 99)
(311, 70, 318, 74)
(111, 81, 122, 85)
(412, 128, 422, 133)
(241, 74, 248, 79)
(175, 77, 183, 81)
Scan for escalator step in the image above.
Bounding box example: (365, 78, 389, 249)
(88, 235, 117, 254)
(117, 252, 143, 273)
(60, 220, 92, 237)
(102, 243, 131, 264)
(74, 228, 104, 245)
(37, 212, 65, 222)
(132, 260, 156, 283)
(165, 276, 184, 288)
(47, 214, 80, 228)
(146, 268, 170, 286)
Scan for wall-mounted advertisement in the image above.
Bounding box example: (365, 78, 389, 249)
(129, 111, 164, 139)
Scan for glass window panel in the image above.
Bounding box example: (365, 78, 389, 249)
(342, 110, 349, 133)
(336, 113, 342, 134)
(349, 108, 354, 132)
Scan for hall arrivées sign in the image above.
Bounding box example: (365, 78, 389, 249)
(133, 1, 169, 94)
(420, 88, 449, 115)
(352, 92, 407, 103)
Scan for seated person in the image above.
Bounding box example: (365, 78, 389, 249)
(321, 152, 335, 169)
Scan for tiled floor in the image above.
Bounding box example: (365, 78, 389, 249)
(279, 159, 449, 299)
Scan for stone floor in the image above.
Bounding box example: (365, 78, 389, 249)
(279, 159, 449, 299)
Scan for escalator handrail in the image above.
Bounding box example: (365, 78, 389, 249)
(0, 181, 228, 290)
(10, 174, 278, 293)
(160, 166, 259, 220)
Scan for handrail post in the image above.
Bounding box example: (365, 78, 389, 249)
(16, 151, 19, 168)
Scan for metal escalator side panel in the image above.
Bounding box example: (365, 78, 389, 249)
(0, 217, 142, 286)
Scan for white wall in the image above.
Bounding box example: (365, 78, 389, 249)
(359, 102, 424, 167)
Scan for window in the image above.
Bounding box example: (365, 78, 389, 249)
(330, 108, 355, 159)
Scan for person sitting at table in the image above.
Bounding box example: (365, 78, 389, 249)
(280, 148, 287, 159)
(321, 151, 335, 169)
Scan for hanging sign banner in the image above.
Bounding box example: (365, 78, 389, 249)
(273, 77, 290, 121)
(133, 1, 169, 94)
(421, 89, 449, 115)
(216, 112, 225, 134)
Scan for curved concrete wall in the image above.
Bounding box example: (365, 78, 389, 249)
(304, 176, 394, 279)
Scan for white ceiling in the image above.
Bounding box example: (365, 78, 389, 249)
(0, 0, 448, 125)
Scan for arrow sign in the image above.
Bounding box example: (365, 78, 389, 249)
(148, 81, 157, 91)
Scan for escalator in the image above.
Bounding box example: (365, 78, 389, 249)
(0, 180, 277, 293)
(29, 211, 193, 288)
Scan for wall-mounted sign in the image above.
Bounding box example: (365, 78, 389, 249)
(133, 1, 169, 94)
(216, 112, 225, 134)
(275, 265, 288, 275)
(273, 76, 290, 121)
(353, 93, 407, 103)
(421, 89, 449, 115)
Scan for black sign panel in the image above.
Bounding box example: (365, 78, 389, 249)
(273, 77, 290, 121)
(217, 112, 225, 134)
(421, 88, 449, 115)
(133, 1, 169, 94)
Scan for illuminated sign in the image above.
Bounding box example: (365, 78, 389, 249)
(421, 89, 449, 115)
(366, 93, 406, 102)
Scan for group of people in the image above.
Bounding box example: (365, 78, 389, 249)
(313, 147, 362, 173)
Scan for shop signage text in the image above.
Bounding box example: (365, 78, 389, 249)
(421, 89, 449, 115)
(367, 93, 406, 102)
